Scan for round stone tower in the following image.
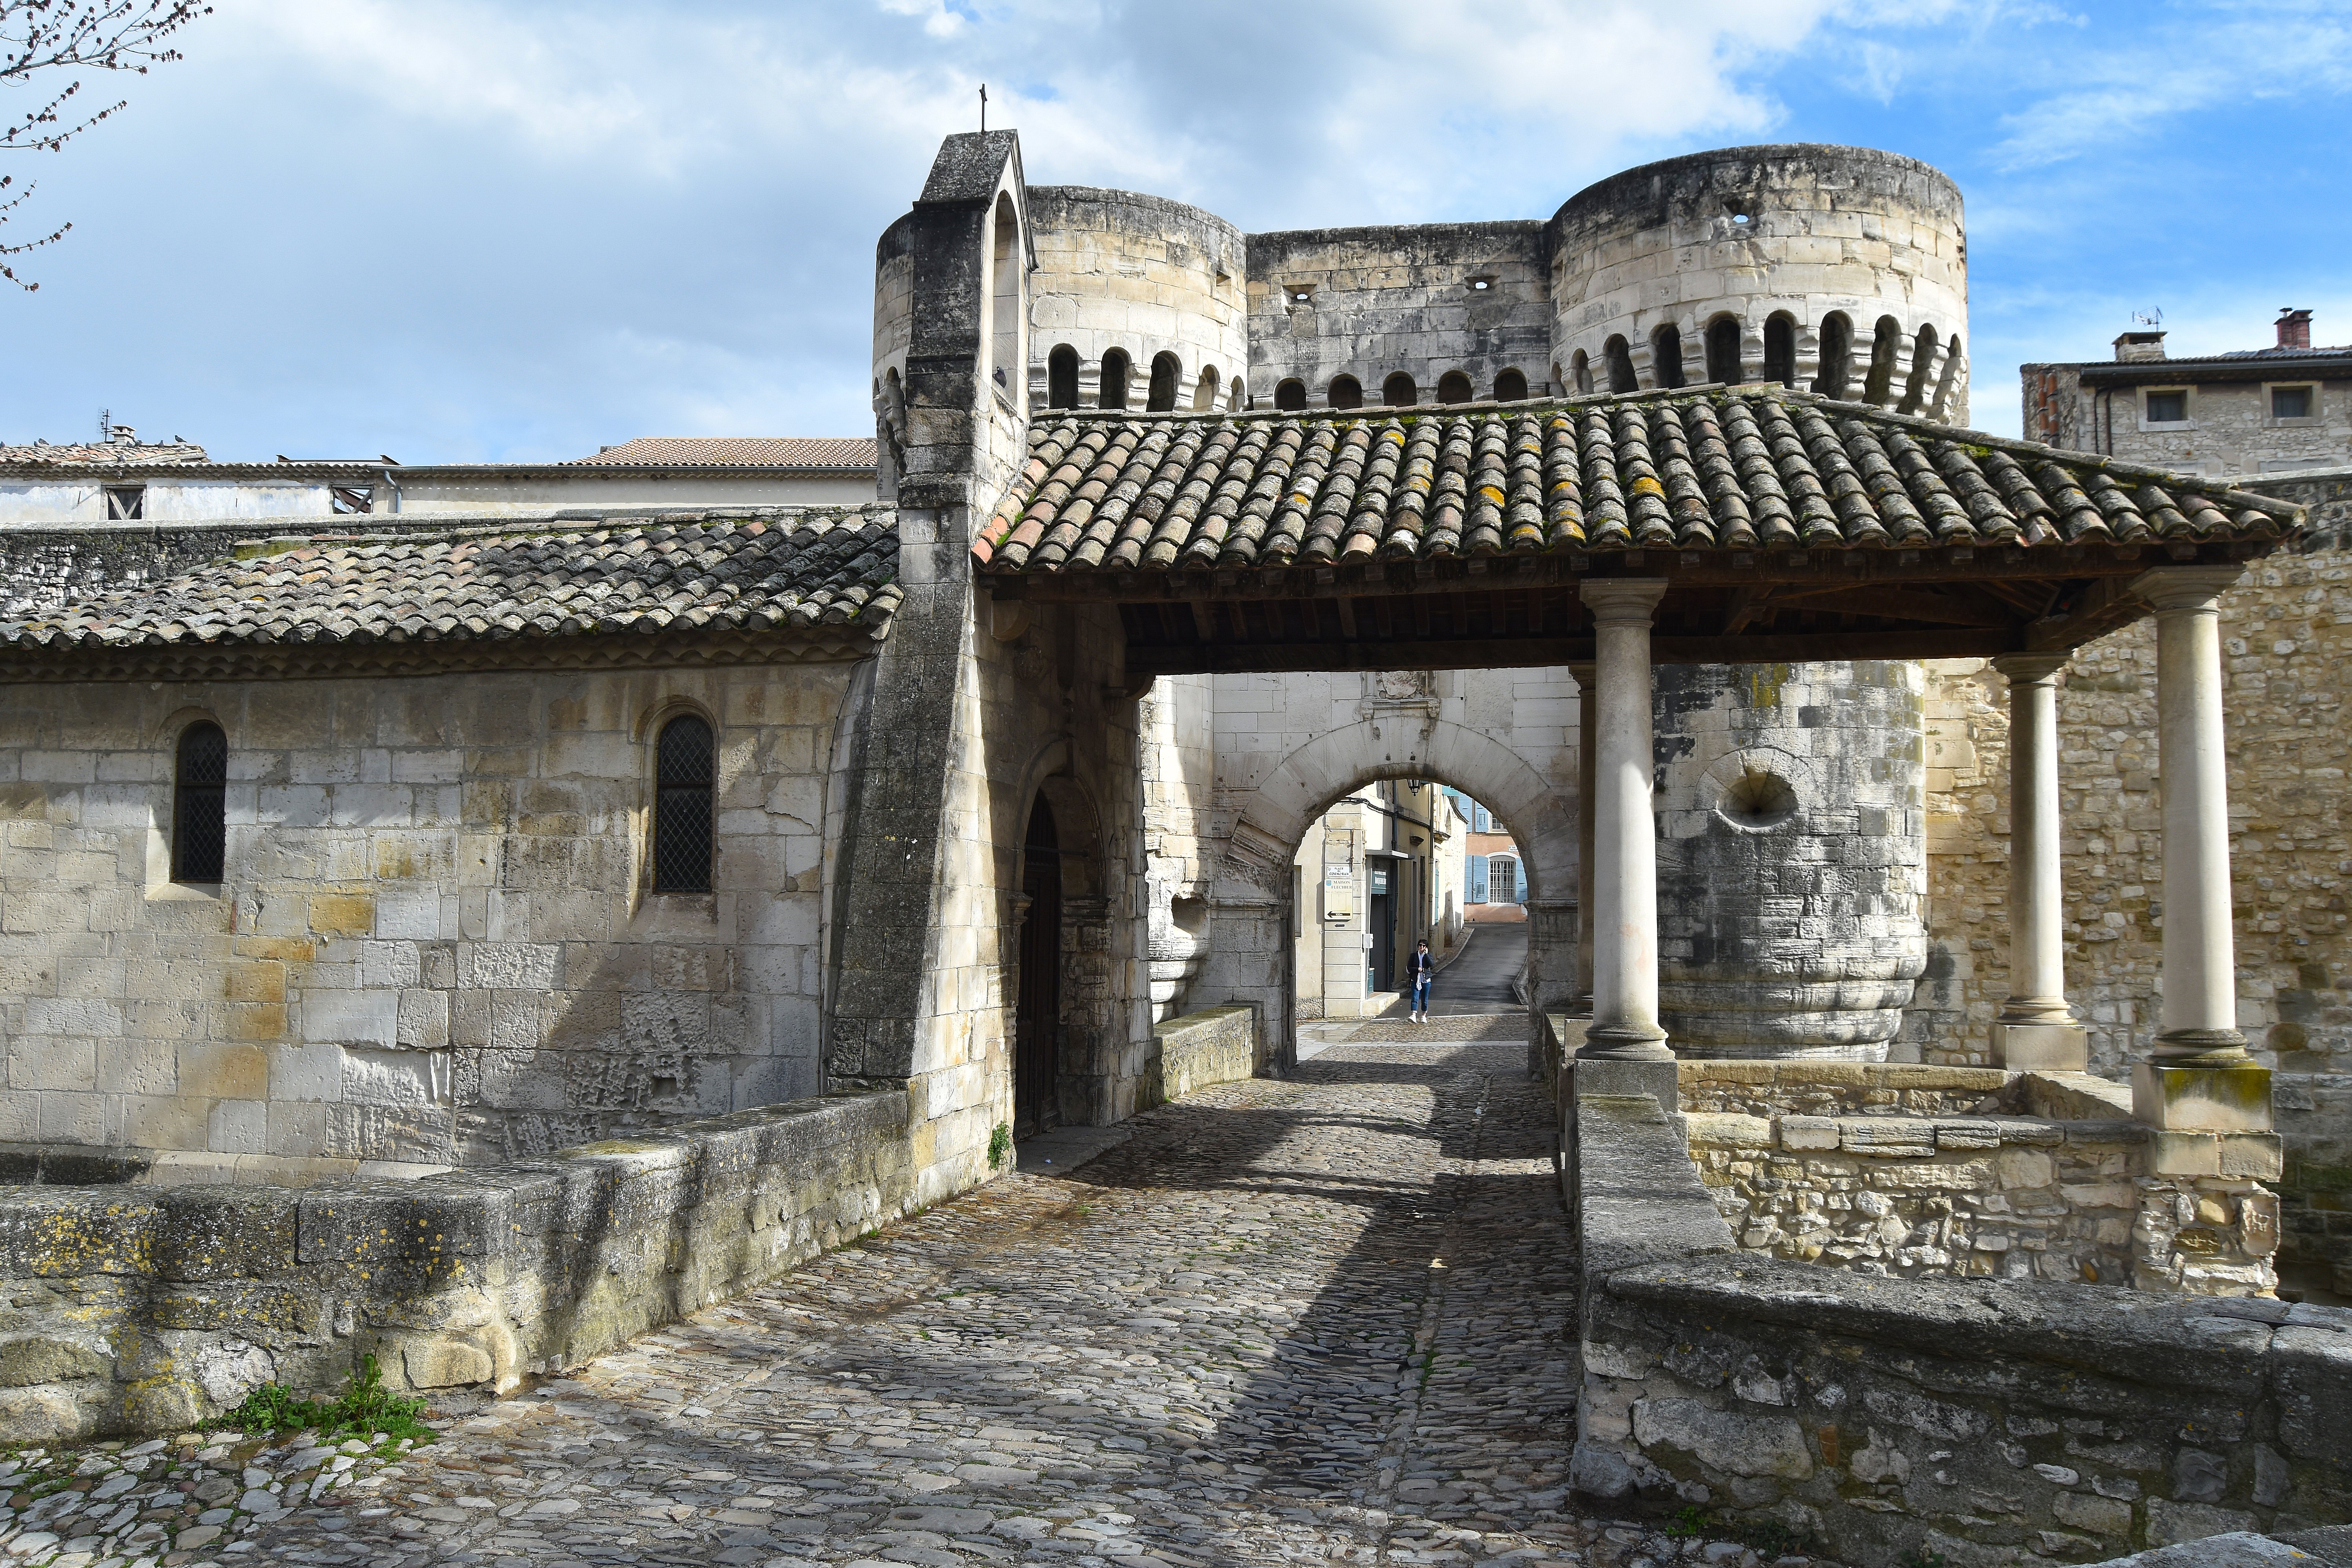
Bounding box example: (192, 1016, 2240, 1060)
(1024, 187, 1249, 416)
(1651, 662, 1930, 1060)
(1546, 144, 1969, 424)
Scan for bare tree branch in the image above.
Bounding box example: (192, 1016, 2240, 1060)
(0, 0, 211, 289)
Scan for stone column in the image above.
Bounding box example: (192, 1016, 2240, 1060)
(2130, 567, 2270, 1133)
(1568, 661, 1598, 1013)
(1989, 653, 2087, 1071)
(1576, 581, 1671, 1063)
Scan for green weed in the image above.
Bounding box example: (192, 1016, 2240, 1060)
(987, 1122, 1012, 1171)
(207, 1353, 435, 1445)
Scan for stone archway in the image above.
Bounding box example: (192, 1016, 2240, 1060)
(1195, 704, 1580, 1073)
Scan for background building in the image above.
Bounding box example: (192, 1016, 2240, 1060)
(1289, 779, 1453, 1020)
(1444, 788, 1525, 922)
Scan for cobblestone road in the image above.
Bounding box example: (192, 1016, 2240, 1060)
(226, 1043, 1779, 1568)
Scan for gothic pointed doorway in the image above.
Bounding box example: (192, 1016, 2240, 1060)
(1015, 796, 1062, 1138)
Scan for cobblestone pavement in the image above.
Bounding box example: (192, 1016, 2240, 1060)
(180, 1043, 1806, 1568)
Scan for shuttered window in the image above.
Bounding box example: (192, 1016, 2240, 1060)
(1468, 854, 1489, 904)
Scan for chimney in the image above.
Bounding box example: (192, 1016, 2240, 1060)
(2278, 308, 2313, 350)
(2114, 330, 2167, 363)
(109, 424, 136, 445)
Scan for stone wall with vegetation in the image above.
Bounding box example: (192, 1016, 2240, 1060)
(1568, 1082, 2352, 1566)
(1910, 471, 2352, 1293)
(0, 1087, 915, 1442)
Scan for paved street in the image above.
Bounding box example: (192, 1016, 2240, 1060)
(1431, 925, 1528, 1015)
(221, 1043, 1779, 1568)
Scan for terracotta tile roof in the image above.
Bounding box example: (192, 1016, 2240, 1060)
(0, 438, 209, 465)
(975, 389, 2298, 573)
(571, 437, 877, 468)
(0, 508, 899, 654)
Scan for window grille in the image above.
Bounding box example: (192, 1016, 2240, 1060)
(653, 715, 715, 893)
(172, 722, 227, 883)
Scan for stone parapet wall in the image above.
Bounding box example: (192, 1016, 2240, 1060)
(1145, 1003, 1258, 1107)
(1677, 1059, 2007, 1118)
(0, 1086, 915, 1443)
(1569, 1085, 2352, 1565)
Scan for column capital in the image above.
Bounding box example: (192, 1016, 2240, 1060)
(1565, 660, 1597, 685)
(2131, 565, 2247, 615)
(1991, 652, 2071, 684)
(1578, 578, 1670, 622)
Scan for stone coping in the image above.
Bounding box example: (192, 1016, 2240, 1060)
(1684, 1107, 2141, 1154)
(1675, 1059, 2013, 1092)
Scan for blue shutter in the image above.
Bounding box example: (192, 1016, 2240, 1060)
(1512, 860, 1526, 902)
(1468, 855, 1488, 903)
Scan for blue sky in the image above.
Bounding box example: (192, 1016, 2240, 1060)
(0, 0, 2345, 461)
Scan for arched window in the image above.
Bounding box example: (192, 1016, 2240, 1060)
(1604, 336, 1636, 394)
(1898, 323, 1938, 414)
(1812, 312, 1852, 398)
(989, 193, 1020, 403)
(1704, 316, 1742, 387)
(1437, 370, 1475, 404)
(1229, 378, 1247, 412)
(1274, 378, 1306, 411)
(1099, 348, 1131, 410)
(1383, 372, 1418, 407)
(1863, 314, 1902, 405)
(1571, 349, 1593, 394)
(1930, 336, 1962, 419)
(1650, 323, 1686, 389)
(1328, 374, 1364, 410)
(1147, 351, 1182, 412)
(1047, 345, 1079, 410)
(1493, 368, 1528, 402)
(171, 720, 227, 884)
(1193, 364, 1220, 411)
(653, 714, 715, 894)
(1762, 313, 1796, 388)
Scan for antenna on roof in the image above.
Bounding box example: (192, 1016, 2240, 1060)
(96, 408, 108, 443)
(2133, 308, 2164, 327)
(979, 83, 986, 135)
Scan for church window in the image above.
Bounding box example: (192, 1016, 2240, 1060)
(1651, 324, 1685, 389)
(653, 714, 715, 894)
(172, 721, 227, 884)
(989, 193, 1020, 407)
(1704, 316, 1742, 386)
(1328, 375, 1363, 410)
(1147, 351, 1182, 412)
(1604, 336, 1635, 394)
(1763, 313, 1796, 388)
(1383, 372, 1417, 407)
(1047, 345, 1079, 410)
(1275, 378, 1306, 411)
(1493, 368, 1528, 402)
(1813, 313, 1853, 398)
(1099, 348, 1131, 410)
(1437, 371, 1474, 404)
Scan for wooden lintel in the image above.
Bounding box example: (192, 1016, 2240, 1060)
(2022, 576, 2149, 653)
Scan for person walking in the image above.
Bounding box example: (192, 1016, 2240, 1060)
(1408, 938, 1434, 1023)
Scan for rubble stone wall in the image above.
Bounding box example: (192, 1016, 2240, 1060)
(1569, 1085, 2352, 1565)
(0, 1086, 914, 1442)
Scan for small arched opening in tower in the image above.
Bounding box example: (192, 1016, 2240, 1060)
(1862, 315, 1902, 406)
(1229, 377, 1248, 412)
(1704, 316, 1742, 387)
(1929, 338, 1962, 420)
(1328, 375, 1364, 410)
(1099, 348, 1132, 410)
(1047, 345, 1080, 410)
(1603, 336, 1635, 394)
(1193, 364, 1220, 411)
(1383, 372, 1418, 407)
(1762, 313, 1797, 389)
(1897, 324, 1938, 414)
(1570, 349, 1593, 394)
(1437, 371, 1475, 405)
(1650, 323, 1685, 389)
(1493, 368, 1528, 402)
(1275, 377, 1307, 412)
(989, 193, 1021, 403)
(1147, 352, 1183, 412)
(1812, 313, 1853, 398)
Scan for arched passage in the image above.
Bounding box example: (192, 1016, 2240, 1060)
(1014, 795, 1062, 1136)
(1195, 711, 1580, 1072)
(1004, 759, 1114, 1132)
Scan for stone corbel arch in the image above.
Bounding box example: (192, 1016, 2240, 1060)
(1200, 715, 1580, 1073)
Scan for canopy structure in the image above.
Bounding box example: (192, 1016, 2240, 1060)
(975, 387, 2303, 674)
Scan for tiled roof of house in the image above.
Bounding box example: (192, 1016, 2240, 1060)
(0, 509, 900, 653)
(571, 437, 877, 468)
(0, 438, 209, 465)
(974, 388, 2298, 574)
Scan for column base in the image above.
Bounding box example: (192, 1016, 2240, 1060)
(2132, 1062, 2273, 1132)
(1990, 1021, 2087, 1072)
(1572, 1055, 1679, 1112)
(1577, 1024, 1671, 1062)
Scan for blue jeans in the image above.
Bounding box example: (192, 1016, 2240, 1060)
(1412, 975, 1432, 1011)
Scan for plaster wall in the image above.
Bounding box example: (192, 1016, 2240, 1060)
(0, 660, 859, 1176)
